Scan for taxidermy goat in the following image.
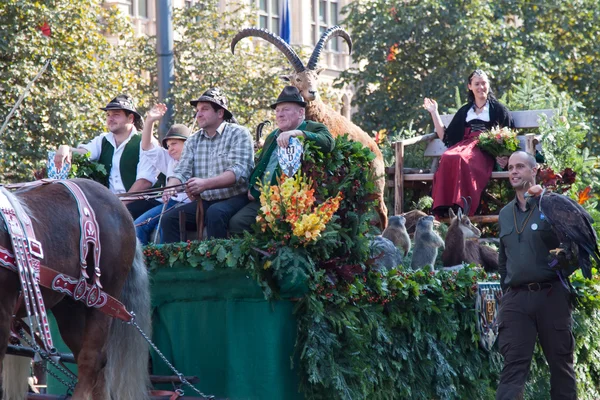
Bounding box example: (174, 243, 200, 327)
(441, 208, 499, 271)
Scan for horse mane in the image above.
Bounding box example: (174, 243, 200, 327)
(0, 186, 36, 224)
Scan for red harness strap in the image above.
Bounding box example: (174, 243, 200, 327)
(0, 247, 132, 322)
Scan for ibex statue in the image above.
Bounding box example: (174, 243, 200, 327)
(231, 26, 388, 228)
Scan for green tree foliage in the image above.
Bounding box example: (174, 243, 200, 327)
(133, 1, 285, 133)
(0, 0, 144, 181)
(0, 0, 289, 182)
(340, 0, 599, 142)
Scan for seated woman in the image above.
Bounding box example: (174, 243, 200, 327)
(423, 69, 514, 217)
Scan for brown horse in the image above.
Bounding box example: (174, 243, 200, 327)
(0, 179, 151, 400)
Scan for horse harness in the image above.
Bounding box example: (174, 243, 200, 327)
(0, 179, 133, 353)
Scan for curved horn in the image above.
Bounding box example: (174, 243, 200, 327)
(231, 28, 305, 73)
(460, 196, 472, 216)
(307, 26, 352, 70)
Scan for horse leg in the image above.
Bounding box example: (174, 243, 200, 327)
(70, 311, 111, 400)
(0, 274, 29, 400)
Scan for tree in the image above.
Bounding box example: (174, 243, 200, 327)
(340, 0, 599, 144)
(0, 0, 291, 182)
(0, 0, 144, 181)
(133, 1, 286, 135)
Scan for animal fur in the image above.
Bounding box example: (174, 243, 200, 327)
(231, 27, 388, 228)
(288, 72, 388, 228)
(441, 209, 499, 271)
(382, 215, 411, 256)
(370, 236, 404, 271)
(411, 216, 444, 270)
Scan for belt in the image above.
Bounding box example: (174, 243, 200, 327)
(510, 280, 558, 292)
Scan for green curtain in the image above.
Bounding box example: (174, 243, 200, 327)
(48, 268, 303, 400)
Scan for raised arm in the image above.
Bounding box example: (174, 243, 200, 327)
(141, 103, 167, 151)
(423, 98, 445, 140)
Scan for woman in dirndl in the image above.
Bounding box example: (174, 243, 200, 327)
(423, 69, 515, 217)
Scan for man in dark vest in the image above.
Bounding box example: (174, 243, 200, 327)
(160, 88, 254, 242)
(54, 94, 159, 218)
(228, 86, 334, 235)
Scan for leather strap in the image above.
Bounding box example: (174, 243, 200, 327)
(0, 247, 132, 322)
(115, 182, 187, 198)
(0, 188, 54, 351)
(55, 180, 103, 292)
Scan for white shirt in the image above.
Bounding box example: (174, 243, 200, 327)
(140, 145, 190, 204)
(78, 129, 158, 194)
(466, 101, 491, 123)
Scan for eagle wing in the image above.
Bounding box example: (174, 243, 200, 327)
(540, 192, 599, 279)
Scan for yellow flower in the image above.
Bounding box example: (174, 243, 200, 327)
(263, 260, 272, 270)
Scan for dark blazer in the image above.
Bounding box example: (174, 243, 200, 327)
(443, 98, 514, 147)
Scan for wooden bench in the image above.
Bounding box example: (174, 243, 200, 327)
(389, 109, 555, 219)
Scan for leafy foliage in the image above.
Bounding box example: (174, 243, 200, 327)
(0, 0, 288, 182)
(0, 0, 144, 182)
(68, 152, 108, 185)
(340, 1, 600, 149)
(133, 1, 285, 133)
(144, 135, 600, 399)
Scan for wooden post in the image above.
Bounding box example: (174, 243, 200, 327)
(525, 133, 536, 155)
(394, 141, 404, 215)
(179, 210, 186, 242)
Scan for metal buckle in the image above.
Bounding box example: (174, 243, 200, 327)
(526, 282, 542, 291)
(28, 238, 44, 259)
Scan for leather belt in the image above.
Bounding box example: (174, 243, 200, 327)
(510, 279, 558, 292)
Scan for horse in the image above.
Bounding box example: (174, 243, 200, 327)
(0, 179, 151, 400)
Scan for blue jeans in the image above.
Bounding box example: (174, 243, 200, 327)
(134, 199, 180, 245)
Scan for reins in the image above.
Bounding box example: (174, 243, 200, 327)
(116, 182, 188, 201)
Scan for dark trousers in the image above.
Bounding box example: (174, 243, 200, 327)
(126, 199, 161, 220)
(160, 193, 249, 243)
(496, 283, 576, 400)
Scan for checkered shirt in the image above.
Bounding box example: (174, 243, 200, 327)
(170, 122, 254, 201)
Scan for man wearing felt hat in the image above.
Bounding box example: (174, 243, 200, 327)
(228, 85, 335, 235)
(54, 94, 159, 217)
(160, 87, 254, 242)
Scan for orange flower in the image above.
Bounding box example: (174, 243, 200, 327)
(577, 186, 592, 205)
(387, 43, 400, 62)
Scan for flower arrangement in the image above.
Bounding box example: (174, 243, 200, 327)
(477, 126, 521, 157)
(256, 172, 343, 246)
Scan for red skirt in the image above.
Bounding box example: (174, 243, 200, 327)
(432, 128, 494, 216)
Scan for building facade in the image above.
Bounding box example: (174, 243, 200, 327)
(103, 0, 354, 117)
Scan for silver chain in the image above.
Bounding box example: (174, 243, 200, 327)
(18, 328, 77, 394)
(128, 313, 214, 399)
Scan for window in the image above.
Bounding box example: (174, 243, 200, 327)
(256, 0, 280, 36)
(312, 0, 339, 51)
(185, 0, 192, 8)
(138, 0, 148, 19)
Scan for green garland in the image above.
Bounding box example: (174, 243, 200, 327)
(144, 135, 600, 399)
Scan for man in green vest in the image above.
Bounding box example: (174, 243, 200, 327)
(54, 94, 159, 218)
(228, 86, 335, 235)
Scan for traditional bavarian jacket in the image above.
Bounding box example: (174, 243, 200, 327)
(170, 122, 254, 202)
(443, 97, 514, 147)
(78, 129, 158, 194)
(248, 120, 334, 200)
